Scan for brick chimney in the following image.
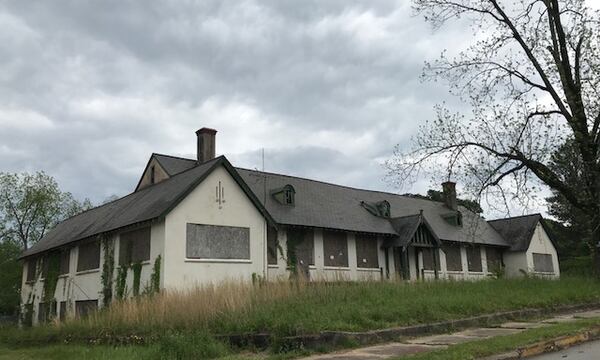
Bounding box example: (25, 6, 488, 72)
(196, 127, 217, 163)
(442, 181, 457, 211)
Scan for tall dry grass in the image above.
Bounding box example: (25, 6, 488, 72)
(71, 280, 312, 332)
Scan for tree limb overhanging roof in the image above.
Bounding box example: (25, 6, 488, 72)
(488, 213, 555, 252)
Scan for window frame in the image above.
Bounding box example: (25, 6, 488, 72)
(355, 233, 379, 269)
(77, 240, 101, 272)
(443, 243, 463, 272)
(466, 245, 483, 272)
(119, 227, 151, 266)
(323, 230, 349, 268)
(186, 223, 251, 261)
(532, 253, 554, 273)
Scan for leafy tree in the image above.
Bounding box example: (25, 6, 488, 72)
(404, 189, 484, 214)
(390, 0, 600, 272)
(0, 240, 22, 315)
(0, 172, 92, 250)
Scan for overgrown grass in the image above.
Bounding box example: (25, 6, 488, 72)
(2, 277, 600, 350)
(561, 256, 594, 277)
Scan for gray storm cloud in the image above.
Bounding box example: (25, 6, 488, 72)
(0, 0, 539, 216)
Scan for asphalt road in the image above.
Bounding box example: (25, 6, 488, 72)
(530, 340, 600, 359)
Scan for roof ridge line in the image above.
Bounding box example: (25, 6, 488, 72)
(153, 153, 197, 162)
(488, 213, 542, 222)
(235, 167, 435, 202)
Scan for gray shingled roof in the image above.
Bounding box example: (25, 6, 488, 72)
(236, 168, 509, 247)
(21, 156, 277, 259)
(488, 214, 543, 251)
(154, 154, 197, 176)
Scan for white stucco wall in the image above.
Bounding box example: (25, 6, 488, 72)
(163, 165, 267, 289)
(526, 222, 560, 278)
(503, 222, 559, 278)
(266, 228, 385, 282)
(21, 221, 166, 325)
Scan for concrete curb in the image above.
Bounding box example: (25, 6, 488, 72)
(481, 326, 600, 360)
(224, 302, 600, 351)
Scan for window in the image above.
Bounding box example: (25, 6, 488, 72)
(75, 300, 98, 318)
(26, 259, 37, 282)
(267, 227, 278, 265)
(486, 247, 503, 272)
(77, 240, 100, 272)
(287, 228, 314, 266)
(284, 189, 294, 205)
(59, 250, 70, 275)
(186, 224, 250, 260)
(59, 301, 67, 322)
(443, 243, 463, 271)
(119, 227, 151, 265)
(323, 230, 348, 267)
(356, 234, 379, 268)
(422, 248, 441, 271)
(533, 253, 554, 273)
(150, 165, 156, 184)
(38, 301, 56, 323)
(272, 185, 295, 206)
(466, 246, 482, 272)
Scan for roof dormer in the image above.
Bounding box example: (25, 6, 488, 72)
(360, 200, 391, 218)
(271, 184, 295, 206)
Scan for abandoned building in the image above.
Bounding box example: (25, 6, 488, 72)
(20, 128, 560, 324)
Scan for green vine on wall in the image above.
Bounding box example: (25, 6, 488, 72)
(132, 261, 142, 297)
(42, 252, 60, 322)
(150, 255, 161, 294)
(115, 265, 128, 300)
(101, 237, 115, 307)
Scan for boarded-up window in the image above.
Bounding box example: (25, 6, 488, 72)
(59, 250, 70, 275)
(443, 243, 463, 271)
(422, 248, 441, 271)
(267, 227, 278, 265)
(75, 300, 98, 318)
(26, 259, 37, 282)
(533, 253, 554, 273)
(356, 234, 379, 268)
(77, 240, 100, 272)
(38, 301, 56, 323)
(466, 246, 483, 272)
(119, 227, 151, 265)
(486, 247, 503, 272)
(59, 301, 67, 322)
(287, 228, 314, 266)
(323, 230, 348, 267)
(186, 223, 250, 260)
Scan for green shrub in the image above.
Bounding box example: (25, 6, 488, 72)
(560, 257, 593, 277)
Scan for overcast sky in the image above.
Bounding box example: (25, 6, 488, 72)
(0, 1, 560, 217)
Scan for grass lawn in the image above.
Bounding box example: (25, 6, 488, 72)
(2, 277, 600, 358)
(401, 318, 600, 360)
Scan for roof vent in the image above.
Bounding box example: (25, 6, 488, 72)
(360, 200, 391, 218)
(271, 185, 295, 206)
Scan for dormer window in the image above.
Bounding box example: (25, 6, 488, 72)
(271, 185, 296, 206)
(360, 200, 391, 218)
(442, 211, 463, 227)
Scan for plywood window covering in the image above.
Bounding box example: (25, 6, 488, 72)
(59, 250, 70, 275)
(287, 228, 314, 266)
(119, 227, 151, 265)
(486, 247, 503, 272)
(75, 300, 98, 318)
(466, 245, 483, 272)
(267, 227, 278, 265)
(533, 253, 554, 273)
(77, 240, 100, 272)
(323, 230, 348, 267)
(422, 248, 441, 271)
(186, 223, 250, 260)
(26, 258, 37, 282)
(443, 243, 463, 271)
(38, 301, 56, 323)
(356, 234, 379, 268)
